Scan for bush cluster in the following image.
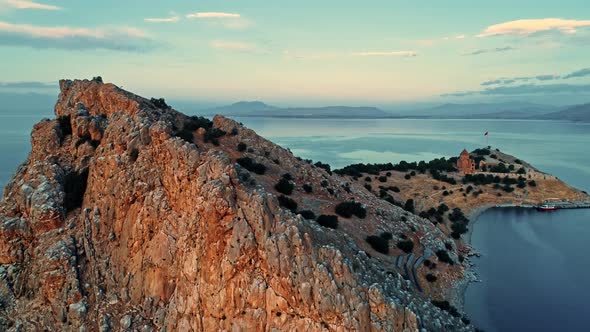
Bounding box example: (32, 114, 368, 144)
(396, 239, 414, 253)
(237, 142, 247, 152)
(277, 195, 297, 212)
(436, 249, 454, 265)
(366, 235, 389, 254)
(237, 157, 267, 175)
(298, 210, 316, 220)
(335, 201, 367, 218)
(316, 215, 339, 229)
(275, 177, 294, 195)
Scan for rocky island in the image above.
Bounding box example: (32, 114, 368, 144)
(0, 78, 587, 331)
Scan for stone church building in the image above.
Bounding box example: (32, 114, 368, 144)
(457, 149, 476, 174)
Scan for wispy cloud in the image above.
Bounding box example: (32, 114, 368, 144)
(211, 40, 255, 51)
(563, 67, 590, 79)
(144, 16, 180, 23)
(1, 0, 60, 10)
(186, 12, 240, 19)
(463, 46, 516, 56)
(444, 83, 590, 97)
(478, 18, 590, 37)
(352, 51, 417, 57)
(480, 67, 590, 87)
(0, 21, 155, 52)
(455, 34, 466, 39)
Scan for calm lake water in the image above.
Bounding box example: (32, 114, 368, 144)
(1, 114, 589, 331)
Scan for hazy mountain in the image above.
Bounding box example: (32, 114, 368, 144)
(205, 101, 392, 118)
(405, 102, 559, 119)
(537, 103, 590, 122)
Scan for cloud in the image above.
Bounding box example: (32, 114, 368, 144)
(186, 12, 240, 19)
(455, 35, 466, 39)
(480, 67, 590, 87)
(144, 16, 179, 23)
(0, 21, 155, 52)
(0, 81, 57, 89)
(211, 40, 255, 51)
(478, 18, 590, 37)
(463, 46, 516, 56)
(563, 67, 590, 79)
(443, 83, 590, 97)
(352, 51, 417, 57)
(1, 0, 60, 10)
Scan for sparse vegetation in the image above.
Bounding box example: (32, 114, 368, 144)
(237, 157, 267, 175)
(314, 161, 332, 175)
(150, 97, 170, 109)
(436, 249, 454, 265)
(366, 235, 389, 254)
(396, 239, 414, 253)
(298, 210, 316, 220)
(425, 273, 437, 283)
(277, 195, 297, 212)
(275, 178, 294, 195)
(302, 183, 313, 193)
(404, 199, 415, 213)
(316, 215, 338, 229)
(237, 142, 247, 152)
(431, 300, 460, 318)
(335, 201, 367, 218)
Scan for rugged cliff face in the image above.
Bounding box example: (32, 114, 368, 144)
(0, 79, 472, 331)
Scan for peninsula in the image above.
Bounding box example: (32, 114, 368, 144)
(0, 78, 587, 331)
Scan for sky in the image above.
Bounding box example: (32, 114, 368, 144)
(0, 0, 589, 106)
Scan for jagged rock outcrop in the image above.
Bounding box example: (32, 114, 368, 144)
(0, 79, 472, 331)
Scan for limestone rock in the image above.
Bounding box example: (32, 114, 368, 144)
(0, 79, 473, 331)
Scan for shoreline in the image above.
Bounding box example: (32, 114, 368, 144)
(447, 204, 496, 311)
(452, 201, 590, 311)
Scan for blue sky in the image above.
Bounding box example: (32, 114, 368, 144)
(0, 0, 589, 106)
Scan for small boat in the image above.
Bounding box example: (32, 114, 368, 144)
(537, 204, 558, 211)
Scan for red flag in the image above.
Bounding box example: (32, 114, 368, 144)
(484, 132, 489, 136)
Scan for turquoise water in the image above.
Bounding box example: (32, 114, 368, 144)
(1, 114, 589, 331)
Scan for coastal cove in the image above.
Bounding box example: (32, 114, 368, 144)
(1, 114, 589, 330)
(465, 207, 590, 332)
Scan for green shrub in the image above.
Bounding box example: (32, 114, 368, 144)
(366, 235, 389, 254)
(431, 300, 460, 317)
(426, 273, 437, 282)
(316, 215, 338, 229)
(314, 161, 332, 175)
(335, 201, 367, 218)
(404, 174, 411, 180)
(528, 180, 537, 187)
(204, 128, 226, 146)
(277, 195, 297, 212)
(380, 232, 393, 240)
(237, 142, 247, 152)
(275, 178, 294, 195)
(396, 240, 414, 253)
(378, 176, 387, 182)
(298, 210, 316, 220)
(302, 184, 313, 193)
(364, 184, 372, 191)
(237, 157, 267, 175)
(150, 97, 170, 109)
(436, 249, 454, 265)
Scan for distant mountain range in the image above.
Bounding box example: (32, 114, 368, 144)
(536, 103, 590, 122)
(1, 92, 589, 122)
(202, 100, 590, 122)
(204, 101, 391, 118)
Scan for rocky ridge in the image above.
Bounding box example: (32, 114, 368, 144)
(0, 79, 472, 331)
